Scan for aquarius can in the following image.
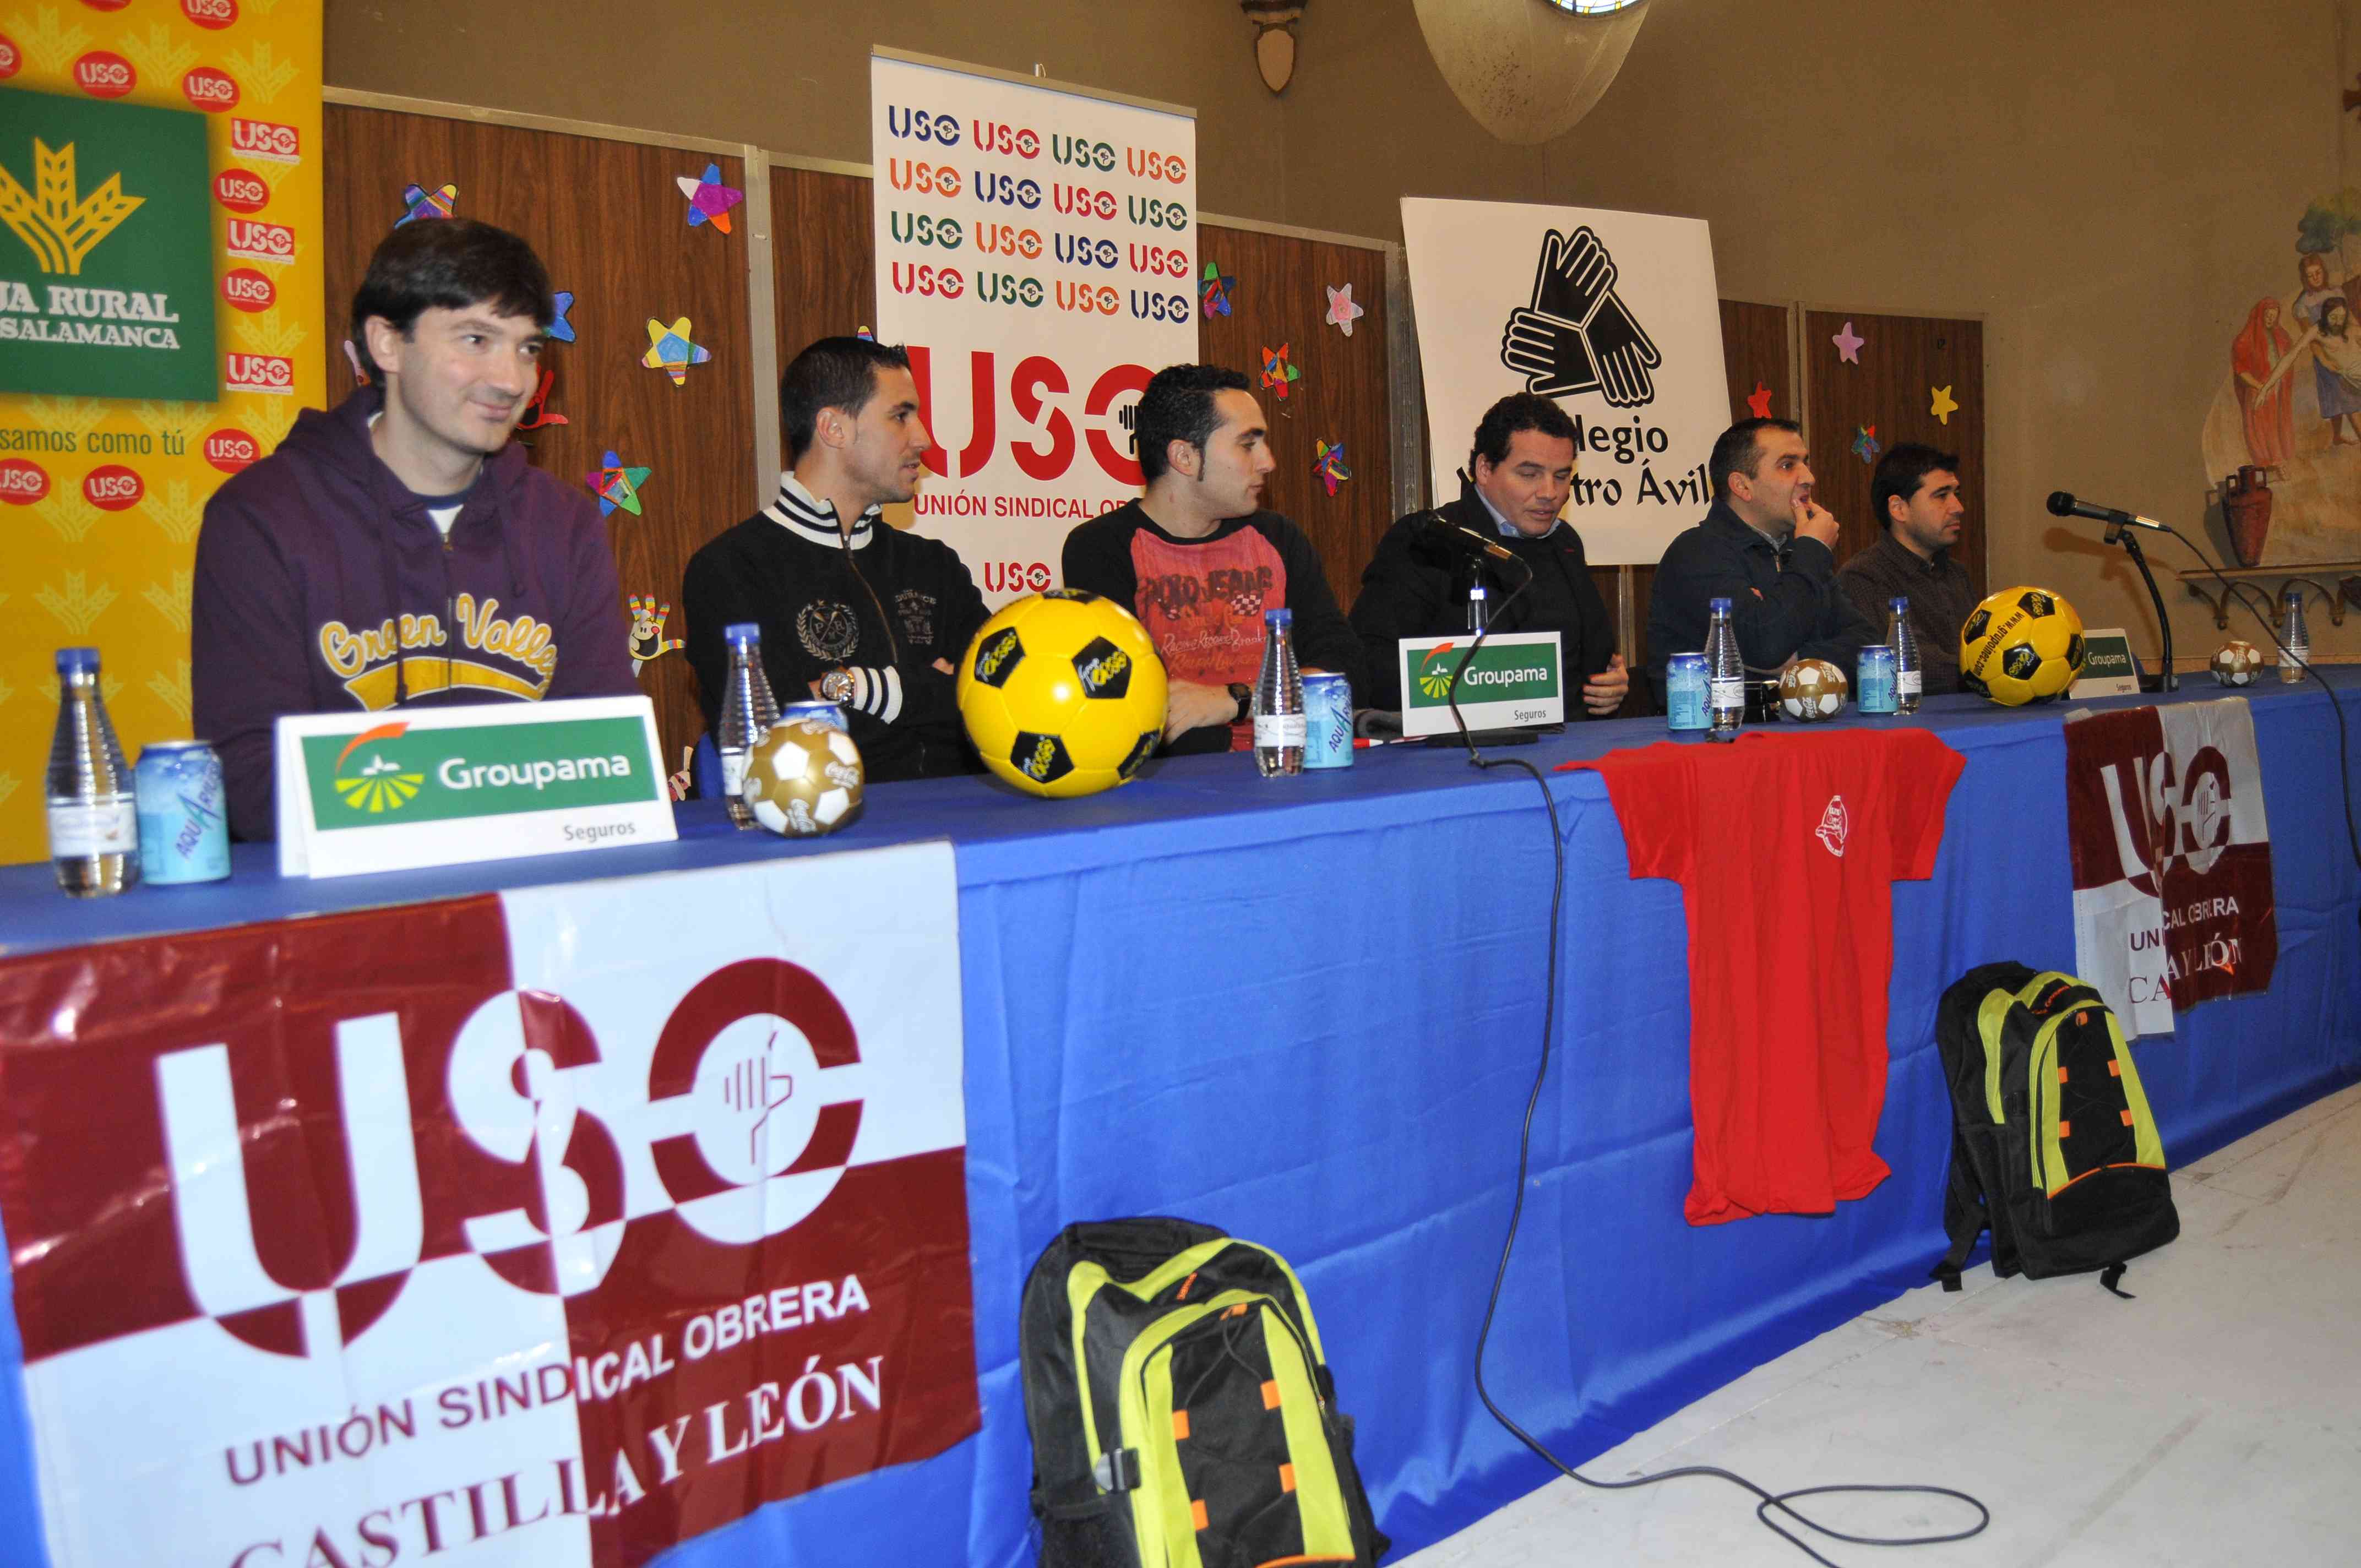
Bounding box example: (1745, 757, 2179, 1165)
(1666, 652, 1710, 733)
(780, 700, 847, 732)
(1856, 645, 1898, 715)
(1303, 672, 1353, 769)
(135, 739, 230, 884)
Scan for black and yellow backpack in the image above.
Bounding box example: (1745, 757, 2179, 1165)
(1019, 1216, 1389, 1568)
(1931, 962, 2179, 1295)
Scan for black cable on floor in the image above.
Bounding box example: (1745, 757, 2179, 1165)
(1441, 650, 1992, 1568)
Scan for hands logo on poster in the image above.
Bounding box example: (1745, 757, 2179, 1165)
(1498, 226, 1662, 407)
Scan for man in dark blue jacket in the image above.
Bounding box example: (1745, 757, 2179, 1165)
(1645, 417, 1875, 705)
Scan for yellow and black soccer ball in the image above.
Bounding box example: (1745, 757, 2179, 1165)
(1777, 657, 1848, 721)
(743, 719, 864, 836)
(956, 590, 1168, 798)
(1960, 585, 2085, 705)
(2210, 639, 2264, 687)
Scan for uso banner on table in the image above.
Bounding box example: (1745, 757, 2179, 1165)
(2065, 698, 2278, 1037)
(1401, 198, 1726, 565)
(870, 48, 1196, 606)
(0, 0, 325, 867)
(0, 846, 976, 1568)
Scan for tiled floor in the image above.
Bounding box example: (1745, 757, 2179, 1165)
(1399, 1082, 2361, 1567)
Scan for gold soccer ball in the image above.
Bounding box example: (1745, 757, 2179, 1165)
(1777, 657, 1848, 721)
(743, 719, 864, 836)
(956, 590, 1168, 799)
(2210, 639, 2264, 687)
(1959, 585, 2085, 705)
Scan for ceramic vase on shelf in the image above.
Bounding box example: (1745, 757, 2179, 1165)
(2221, 465, 2275, 568)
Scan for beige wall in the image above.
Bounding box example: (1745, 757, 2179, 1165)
(328, 0, 2361, 665)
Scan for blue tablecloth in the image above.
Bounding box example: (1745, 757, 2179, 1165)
(2, 676, 2357, 1567)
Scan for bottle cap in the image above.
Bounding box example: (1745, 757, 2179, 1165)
(1265, 607, 1292, 627)
(1709, 596, 1732, 612)
(55, 646, 99, 676)
(723, 622, 760, 644)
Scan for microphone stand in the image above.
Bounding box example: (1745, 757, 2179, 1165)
(2103, 517, 2176, 692)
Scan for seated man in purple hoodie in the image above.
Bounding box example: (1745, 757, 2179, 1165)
(192, 219, 635, 840)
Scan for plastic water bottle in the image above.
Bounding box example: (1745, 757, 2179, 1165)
(717, 623, 780, 827)
(1705, 597, 1744, 742)
(1254, 607, 1305, 777)
(1466, 582, 1489, 635)
(1887, 596, 1922, 714)
(46, 646, 139, 897)
(2281, 588, 2309, 684)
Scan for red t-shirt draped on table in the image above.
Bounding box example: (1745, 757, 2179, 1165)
(1566, 729, 1964, 1225)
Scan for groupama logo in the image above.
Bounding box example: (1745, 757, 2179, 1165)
(332, 722, 423, 813)
(1414, 643, 1552, 701)
(1416, 643, 1466, 700)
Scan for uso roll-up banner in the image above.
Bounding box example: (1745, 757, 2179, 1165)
(869, 48, 1196, 607)
(1401, 198, 1726, 565)
(0, 1, 324, 864)
(0, 848, 977, 1568)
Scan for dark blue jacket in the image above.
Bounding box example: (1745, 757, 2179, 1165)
(1645, 500, 1875, 701)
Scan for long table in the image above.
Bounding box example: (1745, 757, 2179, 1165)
(2, 676, 2357, 1566)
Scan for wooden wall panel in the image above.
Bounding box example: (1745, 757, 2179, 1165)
(322, 105, 757, 782)
(1804, 309, 1987, 595)
(769, 165, 875, 373)
(1721, 299, 1798, 426)
(1196, 226, 1394, 612)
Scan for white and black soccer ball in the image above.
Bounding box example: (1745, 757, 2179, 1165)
(743, 720, 864, 836)
(1777, 657, 1848, 722)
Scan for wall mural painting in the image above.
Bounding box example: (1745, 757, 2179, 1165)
(2203, 193, 2361, 566)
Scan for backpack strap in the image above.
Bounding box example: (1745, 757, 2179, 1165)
(1932, 1129, 1987, 1292)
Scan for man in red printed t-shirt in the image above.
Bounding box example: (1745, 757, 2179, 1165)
(1565, 729, 1963, 1225)
(1062, 363, 1361, 754)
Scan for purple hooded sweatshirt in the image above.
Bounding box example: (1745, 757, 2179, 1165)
(191, 388, 637, 841)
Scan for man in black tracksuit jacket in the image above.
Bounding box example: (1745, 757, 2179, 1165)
(684, 338, 986, 782)
(1350, 393, 1628, 715)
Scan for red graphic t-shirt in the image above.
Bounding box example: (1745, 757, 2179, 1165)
(1568, 729, 1963, 1225)
(1128, 526, 1288, 749)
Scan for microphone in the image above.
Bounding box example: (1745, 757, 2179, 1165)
(2047, 491, 2166, 532)
(1417, 510, 1520, 564)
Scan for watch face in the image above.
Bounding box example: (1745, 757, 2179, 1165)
(822, 671, 852, 703)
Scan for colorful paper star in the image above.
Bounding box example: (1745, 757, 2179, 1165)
(548, 291, 575, 344)
(514, 366, 568, 432)
(641, 317, 712, 385)
(1747, 381, 1774, 420)
(586, 450, 652, 516)
(1260, 344, 1301, 399)
(341, 339, 370, 388)
(1324, 283, 1364, 337)
(856, 325, 875, 342)
(676, 162, 745, 233)
(1852, 424, 1880, 465)
(1931, 384, 1959, 425)
(396, 182, 456, 226)
(1312, 438, 1351, 497)
(668, 745, 693, 803)
(1201, 262, 1236, 319)
(1832, 320, 1865, 363)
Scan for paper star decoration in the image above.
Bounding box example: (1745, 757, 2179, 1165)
(676, 162, 745, 233)
(1261, 344, 1301, 399)
(586, 450, 653, 516)
(514, 366, 568, 432)
(1201, 262, 1236, 319)
(668, 745, 693, 803)
(1747, 381, 1774, 420)
(1325, 283, 1365, 337)
(548, 291, 575, 344)
(1312, 438, 1351, 497)
(1852, 424, 1880, 465)
(1832, 320, 1865, 363)
(341, 339, 370, 388)
(396, 182, 456, 226)
(856, 325, 875, 342)
(1931, 384, 1959, 425)
(642, 317, 712, 385)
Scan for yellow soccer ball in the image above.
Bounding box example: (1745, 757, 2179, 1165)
(2210, 639, 2264, 687)
(1777, 657, 1848, 721)
(956, 590, 1168, 798)
(1960, 585, 2085, 705)
(743, 719, 864, 836)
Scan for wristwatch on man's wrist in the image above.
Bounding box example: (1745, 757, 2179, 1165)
(819, 668, 856, 705)
(1227, 683, 1253, 723)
